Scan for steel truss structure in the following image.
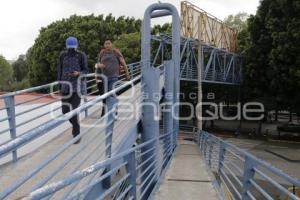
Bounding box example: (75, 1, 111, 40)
(152, 34, 242, 85)
(181, 1, 238, 53)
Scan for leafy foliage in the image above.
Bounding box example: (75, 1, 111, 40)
(114, 32, 141, 64)
(12, 55, 28, 82)
(0, 55, 13, 91)
(27, 14, 142, 86)
(224, 12, 249, 30)
(240, 0, 300, 114)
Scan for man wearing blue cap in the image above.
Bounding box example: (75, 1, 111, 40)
(57, 36, 89, 144)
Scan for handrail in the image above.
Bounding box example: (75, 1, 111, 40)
(197, 130, 300, 200)
(0, 75, 141, 158)
(0, 62, 142, 162)
(25, 132, 173, 199)
(0, 61, 166, 199)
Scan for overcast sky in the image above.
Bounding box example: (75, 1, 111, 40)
(0, 0, 260, 60)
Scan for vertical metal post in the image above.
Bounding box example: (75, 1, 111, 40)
(141, 4, 180, 199)
(208, 140, 213, 168)
(161, 42, 164, 64)
(218, 141, 226, 173)
(83, 97, 88, 117)
(103, 100, 117, 189)
(197, 44, 203, 131)
(129, 64, 134, 78)
(163, 60, 174, 153)
(199, 130, 203, 148)
(200, 132, 205, 153)
(242, 156, 256, 200)
(197, 14, 203, 132)
(4, 96, 17, 162)
(126, 151, 137, 199)
(203, 133, 209, 157)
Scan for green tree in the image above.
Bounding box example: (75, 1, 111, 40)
(114, 32, 141, 64)
(242, 0, 300, 120)
(224, 12, 249, 30)
(0, 55, 13, 91)
(27, 14, 142, 86)
(12, 55, 28, 82)
(151, 23, 172, 35)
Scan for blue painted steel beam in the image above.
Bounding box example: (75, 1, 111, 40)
(141, 3, 180, 200)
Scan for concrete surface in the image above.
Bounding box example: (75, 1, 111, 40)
(153, 139, 218, 200)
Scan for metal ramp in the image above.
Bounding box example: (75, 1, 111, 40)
(153, 136, 218, 200)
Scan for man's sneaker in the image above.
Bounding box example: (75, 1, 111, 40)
(74, 138, 81, 144)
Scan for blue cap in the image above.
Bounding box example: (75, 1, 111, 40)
(66, 36, 78, 49)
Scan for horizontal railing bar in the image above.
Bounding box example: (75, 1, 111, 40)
(139, 166, 159, 200)
(57, 146, 112, 200)
(15, 92, 59, 106)
(137, 146, 156, 159)
(246, 191, 257, 200)
(137, 159, 157, 181)
(25, 132, 172, 199)
(66, 163, 129, 200)
(16, 106, 61, 128)
(0, 106, 8, 111)
(0, 112, 114, 199)
(31, 129, 113, 191)
(15, 99, 58, 117)
(227, 160, 243, 175)
(0, 127, 11, 135)
(203, 131, 300, 186)
(222, 161, 243, 187)
(114, 184, 132, 200)
(139, 162, 159, 190)
(0, 82, 59, 99)
(96, 175, 131, 200)
(226, 148, 244, 162)
(54, 137, 110, 200)
(0, 116, 10, 123)
(0, 75, 141, 158)
(86, 84, 97, 90)
(249, 179, 273, 200)
(220, 168, 242, 199)
(87, 90, 98, 96)
(86, 78, 96, 84)
(136, 152, 156, 171)
(254, 168, 300, 199)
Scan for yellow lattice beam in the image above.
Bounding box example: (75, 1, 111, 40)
(181, 1, 238, 53)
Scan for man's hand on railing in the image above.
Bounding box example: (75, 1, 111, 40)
(125, 74, 131, 81)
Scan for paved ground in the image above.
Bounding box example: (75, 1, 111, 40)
(224, 137, 300, 180)
(153, 138, 218, 200)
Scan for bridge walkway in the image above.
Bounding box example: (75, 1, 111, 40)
(0, 83, 143, 199)
(153, 134, 218, 200)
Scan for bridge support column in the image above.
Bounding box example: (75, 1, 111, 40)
(4, 96, 17, 162)
(141, 3, 180, 199)
(163, 60, 174, 154)
(197, 44, 203, 131)
(102, 98, 118, 189)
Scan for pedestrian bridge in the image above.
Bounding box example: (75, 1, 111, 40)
(0, 2, 299, 200)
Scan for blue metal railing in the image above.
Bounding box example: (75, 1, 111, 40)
(0, 61, 168, 199)
(0, 62, 141, 163)
(0, 78, 141, 197)
(197, 130, 300, 200)
(23, 131, 175, 200)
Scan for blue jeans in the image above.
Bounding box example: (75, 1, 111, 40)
(101, 77, 118, 116)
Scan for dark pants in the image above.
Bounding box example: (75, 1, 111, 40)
(61, 93, 81, 137)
